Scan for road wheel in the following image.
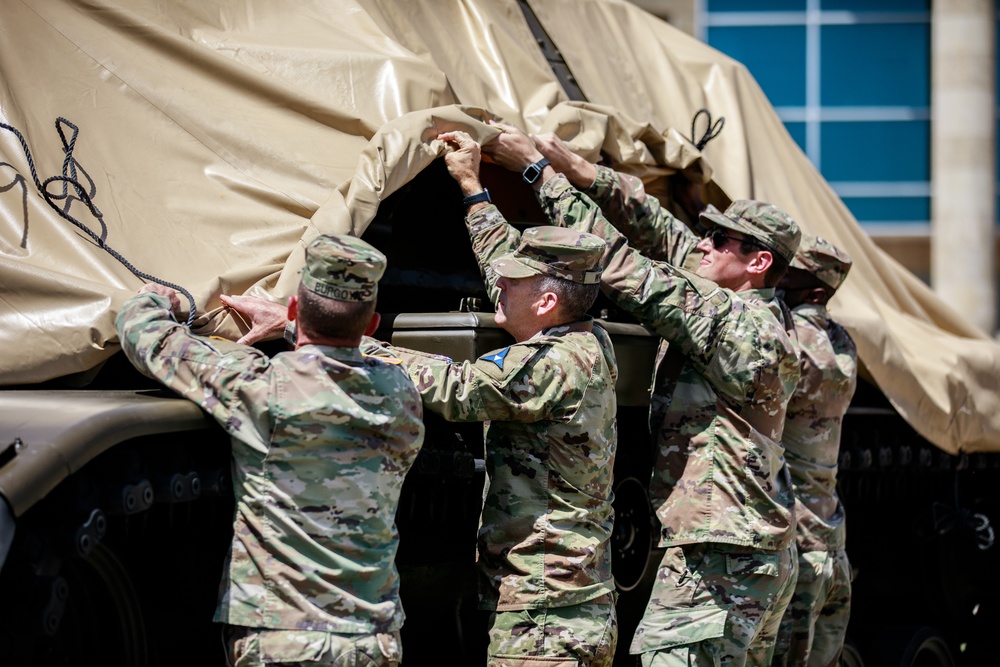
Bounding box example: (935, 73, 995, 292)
(839, 637, 865, 667)
(611, 476, 656, 592)
(56, 542, 149, 665)
(869, 626, 955, 667)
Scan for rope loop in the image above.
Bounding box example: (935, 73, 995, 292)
(690, 108, 724, 151)
(0, 117, 197, 326)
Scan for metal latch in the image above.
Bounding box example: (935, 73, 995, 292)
(0, 438, 24, 470)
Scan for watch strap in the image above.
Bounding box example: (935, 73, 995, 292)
(462, 189, 491, 207)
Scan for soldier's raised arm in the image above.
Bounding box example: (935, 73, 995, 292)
(532, 132, 695, 264)
(436, 130, 521, 308)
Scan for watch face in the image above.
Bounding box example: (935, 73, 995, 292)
(523, 163, 541, 184)
(522, 157, 549, 185)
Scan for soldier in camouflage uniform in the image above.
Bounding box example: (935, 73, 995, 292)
(221, 131, 621, 667)
(771, 233, 856, 667)
(369, 130, 620, 667)
(484, 127, 801, 666)
(115, 235, 425, 667)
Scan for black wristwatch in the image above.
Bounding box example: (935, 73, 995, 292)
(522, 157, 550, 185)
(462, 189, 491, 207)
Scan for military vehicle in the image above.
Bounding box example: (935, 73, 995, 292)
(1, 2, 997, 665)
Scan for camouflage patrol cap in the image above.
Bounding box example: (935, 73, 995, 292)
(300, 234, 385, 302)
(791, 232, 853, 291)
(491, 227, 605, 285)
(700, 199, 801, 263)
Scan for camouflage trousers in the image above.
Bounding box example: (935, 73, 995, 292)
(487, 593, 618, 666)
(771, 549, 851, 667)
(224, 626, 402, 666)
(630, 543, 797, 667)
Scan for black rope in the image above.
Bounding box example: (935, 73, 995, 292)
(932, 499, 995, 551)
(690, 108, 724, 151)
(0, 117, 197, 326)
(953, 472, 995, 551)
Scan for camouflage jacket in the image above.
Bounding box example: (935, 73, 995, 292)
(116, 294, 425, 633)
(784, 303, 857, 551)
(364, 204, 618, 611)
(538, 167, 799, 551)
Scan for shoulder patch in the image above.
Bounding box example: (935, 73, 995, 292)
(480, 347, 510, 369)
(474, 343, 541, 384)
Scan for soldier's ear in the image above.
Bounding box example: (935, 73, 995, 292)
(745, 249, 773, 277)
(364, 311, 381, 337)
(287, 295, 298, 322)
(535, 290, 559, 317)
(805, 287, 830, 305)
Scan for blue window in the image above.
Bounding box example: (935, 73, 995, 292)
(711, 0, 806, 11)
(821, 0, 929, 11)
(707, 26, 807, 106)
(821, 121, 928, 182)
(705, 0, 932, 227)
(839, 197, 929, 223)
(821, 24, 929, 107)
(784, 122, 807, 152)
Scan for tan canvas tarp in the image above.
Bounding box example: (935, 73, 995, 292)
(2, 0, 998, 453)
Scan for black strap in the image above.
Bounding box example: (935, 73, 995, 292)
(462, 189, 491, 207)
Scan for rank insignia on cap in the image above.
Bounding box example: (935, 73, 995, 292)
(481, 348, 510, 370)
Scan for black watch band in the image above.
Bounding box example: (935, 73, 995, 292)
(522, 157, 550, 185)
(462, 189, 491, 207)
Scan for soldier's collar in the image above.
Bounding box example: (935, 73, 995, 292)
(742, 286, 775, 303)
(308, 344, 367, 362)
(539, 317, 595, 337)
(792, 302, 830, 320)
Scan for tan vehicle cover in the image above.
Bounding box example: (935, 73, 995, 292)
(1, 0, 998, 453)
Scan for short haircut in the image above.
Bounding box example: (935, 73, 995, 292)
(296, 283, 376, 340)
(738, 238, 789, 287)
(536, 275, 601, 321)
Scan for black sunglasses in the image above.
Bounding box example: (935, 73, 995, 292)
(704, 228, 766, 252)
